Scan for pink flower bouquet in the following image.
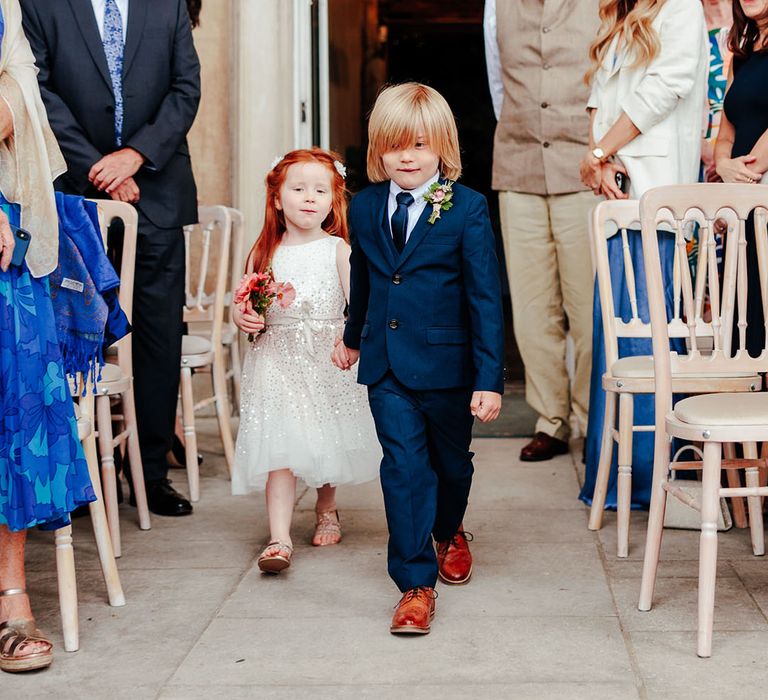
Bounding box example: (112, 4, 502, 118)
(234, 270, 295, 338)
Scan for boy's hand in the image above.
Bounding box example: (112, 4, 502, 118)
(470, 391, 502, 423)
(332, 337, 359, 370)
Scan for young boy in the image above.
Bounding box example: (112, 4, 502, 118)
(332, 83, 505, 635)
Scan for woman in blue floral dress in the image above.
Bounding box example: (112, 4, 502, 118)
(0, 0, 94, 673)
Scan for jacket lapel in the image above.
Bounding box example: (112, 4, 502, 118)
(374, 184, 398, 269)
(604, 34, 623, 80)
(123, 0, 148, 78)
(65, 0, 112, 91)
(396, 180, 442, 268)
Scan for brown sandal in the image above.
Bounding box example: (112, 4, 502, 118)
(258, 541, 293, 574)
(312, 510, 342, 547)
(0, 589, 53, 673)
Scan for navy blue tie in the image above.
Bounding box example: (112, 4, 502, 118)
(391, 191, 414, 253)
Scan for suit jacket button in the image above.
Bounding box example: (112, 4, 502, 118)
(389, 319, 399, 330)
(392, 274, 401, 285)
(106, 105, 115, 114)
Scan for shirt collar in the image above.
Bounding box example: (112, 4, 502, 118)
(389, 171, 440, 204)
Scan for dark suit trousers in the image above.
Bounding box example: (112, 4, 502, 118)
(367, 372, 475, 591)
(130, 214, 185, 483)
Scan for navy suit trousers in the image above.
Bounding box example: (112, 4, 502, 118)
(368, 372, 474, 591)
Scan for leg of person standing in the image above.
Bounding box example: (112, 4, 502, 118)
(499, 191, 571, 461)
(131, 215, 192, 516)
(549, 190, 595, 436)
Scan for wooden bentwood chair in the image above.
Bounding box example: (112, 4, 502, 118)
(587, 200, 763, 557)
(638, 184, 768, 657)
(179, 206, 234, 500)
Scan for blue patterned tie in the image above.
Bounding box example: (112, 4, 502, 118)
(391, 191, 414, 253)
(102, 0, 124, 146)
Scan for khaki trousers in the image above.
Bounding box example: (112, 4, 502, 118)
(499, 190, 594, 440)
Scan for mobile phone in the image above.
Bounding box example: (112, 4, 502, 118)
(615, 171, 629, 194)
(10, 225, 31, 267)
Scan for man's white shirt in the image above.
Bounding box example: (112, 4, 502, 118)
(90, 0, 129, 40)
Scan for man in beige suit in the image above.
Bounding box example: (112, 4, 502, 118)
(484, 0, 598, 461)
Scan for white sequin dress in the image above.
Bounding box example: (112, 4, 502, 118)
(232, 236, 381, 493)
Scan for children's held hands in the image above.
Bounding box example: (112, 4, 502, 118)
(331, 336, 359, 370)
(470, 391, 502, 423)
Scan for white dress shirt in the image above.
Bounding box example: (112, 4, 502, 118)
(388, 172, 440, 242)
(483, 0, 503, 121)
(90, 0, 129, 40)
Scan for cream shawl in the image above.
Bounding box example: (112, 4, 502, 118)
(0, 0, 66, 277)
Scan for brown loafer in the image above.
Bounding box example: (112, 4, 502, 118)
(390, 587, 437, 635)
(436, 525, 474, 585)
(520, 432, 569, 462)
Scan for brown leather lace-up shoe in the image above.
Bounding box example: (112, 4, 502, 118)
(390, 587, 437, 635)
(436, 526, 474, 585)
(520, 432, 569, 462)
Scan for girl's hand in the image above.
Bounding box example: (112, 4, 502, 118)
(0, 209, 14, 272)
(470, 391, 502, 423)
(599, 161, 629, 200)
(579, 150, 603, 193)
(715, 155, 762, 184)
(331, 336, 359, 370)
(233, 304, 265, 335)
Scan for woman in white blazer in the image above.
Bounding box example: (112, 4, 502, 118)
(578, 0, 708, 522)
(580, 0, 708, 199)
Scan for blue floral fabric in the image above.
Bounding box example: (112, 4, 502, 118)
(102, 0, 125, 146)
(0, 194, 95, 532)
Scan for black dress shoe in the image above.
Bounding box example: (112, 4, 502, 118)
(139, 479, 193, 517)
(520, 432, 569, 462)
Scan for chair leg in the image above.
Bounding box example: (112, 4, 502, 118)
(588, 390, 618, 531)
(724, 443, 748, 528)
(697, 441, 722, 658)
(639, 433, 671, 612)
(212, 352, 235, 477)
(122, 386, 151, 531)
(54, 525, 79, 652)
(180, 367, 200, 502)
(616, 393, 634, 558)
(83, 428, 126, 607)
(743, 442, 764, 556)
(96, 394, 121, 558)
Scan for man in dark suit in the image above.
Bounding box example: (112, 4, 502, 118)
(21, 0, 201, 516)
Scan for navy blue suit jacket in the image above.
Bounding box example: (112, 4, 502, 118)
(343, 180, 505, 394)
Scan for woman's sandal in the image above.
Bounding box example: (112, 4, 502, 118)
(0, 589, 53, 673)
(312, 510, 342, 547)
(257, 541, 293, 574)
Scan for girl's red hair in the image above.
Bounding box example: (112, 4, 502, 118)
(246, 148, 349, 274)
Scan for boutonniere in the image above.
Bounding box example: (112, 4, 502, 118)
(423, 181, 454, 224)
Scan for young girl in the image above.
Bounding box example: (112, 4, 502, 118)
(232, 148, 380, 574)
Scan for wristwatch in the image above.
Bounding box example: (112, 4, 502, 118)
(591, 146, 607, 162)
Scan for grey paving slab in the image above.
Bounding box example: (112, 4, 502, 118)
(166, 616, 633, 688)
(159, 682, 642, 700)
(631, 630, 768, 697)
(611, 574, 768, 632)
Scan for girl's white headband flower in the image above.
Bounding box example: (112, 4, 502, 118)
(268, 155, 347, 179)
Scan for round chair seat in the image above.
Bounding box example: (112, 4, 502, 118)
(610, 355, 757, 379)
(181, 334, 214, 368)
(674, 392, 768, 427)
(94, 363, 131, 395)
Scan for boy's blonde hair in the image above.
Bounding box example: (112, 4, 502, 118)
(367, 83, 462, 183)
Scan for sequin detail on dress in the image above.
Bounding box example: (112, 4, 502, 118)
(231, 237, 381, 493)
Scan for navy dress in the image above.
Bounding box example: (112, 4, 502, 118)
(723, 51, 768, 357)
(0, 6, 94, 532)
